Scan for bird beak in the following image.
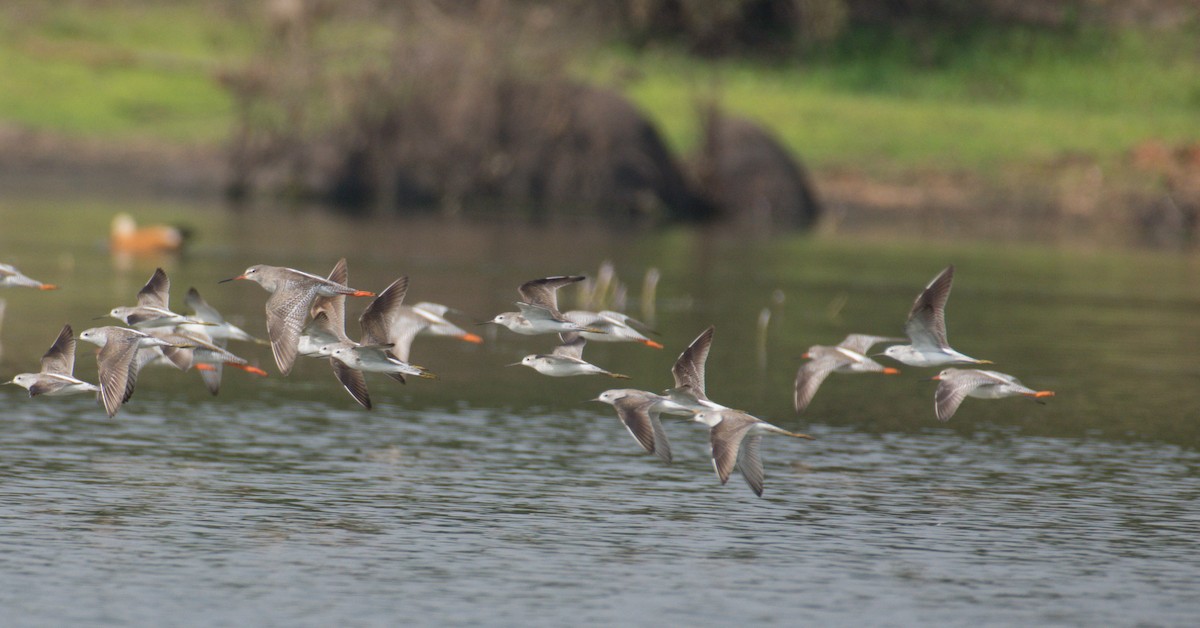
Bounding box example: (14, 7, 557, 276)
(928, 375, 942, 381)
(218, 275, 245, 283)
(505, 362, 522, 367)
(476, 320, 495, 326)
(91, 315, 107, 320)
(2, 379, 14, 385)
(801, 352, 811, 359)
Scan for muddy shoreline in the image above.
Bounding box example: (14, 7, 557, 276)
(1, 127, 1193, 250)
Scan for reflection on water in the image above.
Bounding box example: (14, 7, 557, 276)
(1, 195, 1199, 625)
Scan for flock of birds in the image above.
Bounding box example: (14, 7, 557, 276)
(2, 259, 1054, 497)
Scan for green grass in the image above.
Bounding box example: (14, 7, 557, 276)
(1, 2, 1197, 174)
(591, 25, 1200, 172)
(0, 3, 255, 143)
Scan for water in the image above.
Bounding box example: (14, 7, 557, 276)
(2, 195, 1199, 626)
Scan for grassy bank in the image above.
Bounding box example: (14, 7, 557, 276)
(1, 2, 1197, 174)
(600, 26, 1200, 172)
(0, 3, 253, 142)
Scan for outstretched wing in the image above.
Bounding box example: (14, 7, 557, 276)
(709, 411, 756, 487)
(933, 372, 993, 421)
(793, 357, 839, 414)
(905, 265, 954, 351)
(265, 283, 319, 375)
(552, 332, 586, 360)
(837, 334, 905, 355)
(40, 324, 76, 377)
(96, 336, 141, 417)
(672, 326, 714, 393)
(612, 395, 671, 462)
(736, 434, 766, 497)
(136, 268, 171, 310)
(186, 287, 224, 323)
(359, 276, 409, 346)
(517, 275, 585, 315)
(330, 358, 371, 409)
(309, 258, 349, 338)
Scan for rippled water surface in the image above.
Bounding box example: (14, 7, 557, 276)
(2, 196, 1199, 626)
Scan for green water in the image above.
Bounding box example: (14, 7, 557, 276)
(1, 194, 1198, 625)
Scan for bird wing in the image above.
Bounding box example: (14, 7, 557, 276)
(372, 307, 424, 362)
(302, 311, 344, 348)
(413, 302, 450, 317)
(562, 310, 602, 327)
(155, 333, 195, 371)
(359, 276, 409, 346)
(40, 324, 76, 377)
(330, 358, 371, 409)
(265, 283, 319, 375)
(709, 411, 756, 486)
(309, 258, 349, 339)
(613, 395, 671, 462)
(934, 371, 997, 421)
(552, 332, 587, 359)
(96, 336, 141, 417)
(136, 268, 171, 310)
(793, 357, 840, 413)
(0, 265, 42, 288)
(199, 363, 223, 396)
(673, 325, 714, 393)
(517, 275, 585, 315)
(27, 375, 67, 397)
(516, 301, 561, 323)
(737, 434, 766, 497)
(597, 310, 657, 335)
(185, 287, 224, 323)
(905, 265, 954, 351)
(837, 334, 905, 355)
(650, 413, 672, 464)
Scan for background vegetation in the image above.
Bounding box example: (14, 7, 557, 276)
(1, 0, 1198, 240)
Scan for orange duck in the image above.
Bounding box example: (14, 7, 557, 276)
(110, 213, 191, 254)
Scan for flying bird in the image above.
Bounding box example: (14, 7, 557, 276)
(794, 334, 903, 413)
(930, 368, 1055, 421)
(4, 324, 98, 397)
(881, 265, 992, 367)
(693, 409, 814, 497)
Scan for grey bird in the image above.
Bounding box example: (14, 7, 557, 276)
(592, 388, 683, 463)
(930, 368, 1055, 421)
(794, 334, 903, 413)
(327, 275, 437, 383)
(692, 409, 815, 498)
(511, 332, 630, 378)
(398, 302, 485, 359)
(177, 287, 266, 345)
(0, 263, 57, 290)
(562, 310, 663, 348)
(881, 265, 993, 367)
(4, 324, 98, 397)
(295, 258, 373, 409)
(78, 326, 188, 417)
(220, 263, 376, 375)
(139, 328, 268, 395)
(661, 325, 727, 412)
(109, 268, 209, 329)
(485, 275, 603, 335)
(589, 326, 726, 462)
